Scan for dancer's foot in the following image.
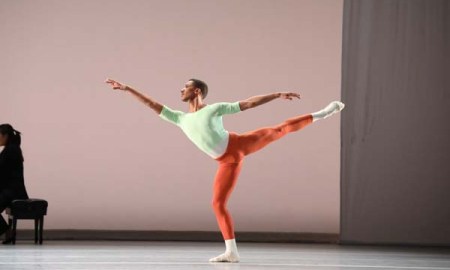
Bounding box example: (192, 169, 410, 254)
(209, 251, 240, 263)
(312, 101, 345, 121)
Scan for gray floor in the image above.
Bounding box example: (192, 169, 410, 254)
(0, 241, 449, 270)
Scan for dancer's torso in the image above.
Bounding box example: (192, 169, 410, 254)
(159, 102, 241, 158)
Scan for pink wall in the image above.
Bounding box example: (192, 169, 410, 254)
(0, 0, 343, 233)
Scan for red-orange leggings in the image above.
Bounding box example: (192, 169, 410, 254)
(212, 113, 313, 239)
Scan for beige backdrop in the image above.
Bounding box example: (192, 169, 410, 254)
(0, 0, 343, 233)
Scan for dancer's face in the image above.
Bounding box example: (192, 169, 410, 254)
(0, 133, 7, 146)
(180, 80, 201, 102)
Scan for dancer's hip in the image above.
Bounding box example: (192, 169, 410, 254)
(214, 132, 243, 164)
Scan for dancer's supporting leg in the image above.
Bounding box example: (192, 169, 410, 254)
(210, 160, 242, 263)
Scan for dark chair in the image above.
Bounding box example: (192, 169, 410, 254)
(5, 199, 48, 244)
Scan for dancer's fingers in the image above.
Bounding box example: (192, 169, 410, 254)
(282, 93, 299, 100)
(106, 79, 125, 90)
(106, 78, 119, 85)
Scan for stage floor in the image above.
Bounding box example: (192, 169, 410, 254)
(0, 241, 449, 269)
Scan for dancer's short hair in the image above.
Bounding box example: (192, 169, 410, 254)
(189, 78, 208, 99)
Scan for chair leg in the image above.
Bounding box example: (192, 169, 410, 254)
(39, 217, 44, 245)
(34, 219, 39, 244)
(11, 218, 17, 245)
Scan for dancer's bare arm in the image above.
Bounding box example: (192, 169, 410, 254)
(105, 79, 163, 114)
(239, 92, 301, 111)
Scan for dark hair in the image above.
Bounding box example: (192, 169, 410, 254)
(189, 78, 208, 99)
(0, 124, 22, 146)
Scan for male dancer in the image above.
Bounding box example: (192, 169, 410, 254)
(105, 78, 344, 263)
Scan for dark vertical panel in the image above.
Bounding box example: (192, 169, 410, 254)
(341, 0, 450, 246)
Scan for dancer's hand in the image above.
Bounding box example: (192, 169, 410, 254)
(105, 78, 128, 91)
(279, 92, 301, 100)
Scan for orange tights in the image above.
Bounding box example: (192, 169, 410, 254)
(212, 113, 313, 239)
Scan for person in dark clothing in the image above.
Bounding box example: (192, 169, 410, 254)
(0, 124, 29, 237)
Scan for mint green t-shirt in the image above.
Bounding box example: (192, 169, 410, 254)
(159, 102, 241, 158)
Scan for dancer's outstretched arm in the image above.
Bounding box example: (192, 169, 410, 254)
(105, 78, 163, 114)
(239, 92, 301, 111)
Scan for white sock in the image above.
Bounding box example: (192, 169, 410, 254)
(311, 101, 345, 122)
(209, 239, 240, 263)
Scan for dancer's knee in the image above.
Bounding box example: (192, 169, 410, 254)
(273, 125, 287, 136)
(212, 199, 227, 214)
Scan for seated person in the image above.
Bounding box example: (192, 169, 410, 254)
(0, 124, 29, 240)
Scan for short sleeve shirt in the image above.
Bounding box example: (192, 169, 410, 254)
(159, 102, 241, 158)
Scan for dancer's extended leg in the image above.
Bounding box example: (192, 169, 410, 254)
(238, 100, 345, 155)
(238, 114, 313, 156)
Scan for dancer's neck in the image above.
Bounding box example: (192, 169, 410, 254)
(188, 98, 207, 113)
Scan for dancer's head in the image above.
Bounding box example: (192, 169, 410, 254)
(0, 124, 21, 147)
(181, 79, 208, 102)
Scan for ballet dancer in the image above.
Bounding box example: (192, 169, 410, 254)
(105, 78, 344, 263)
